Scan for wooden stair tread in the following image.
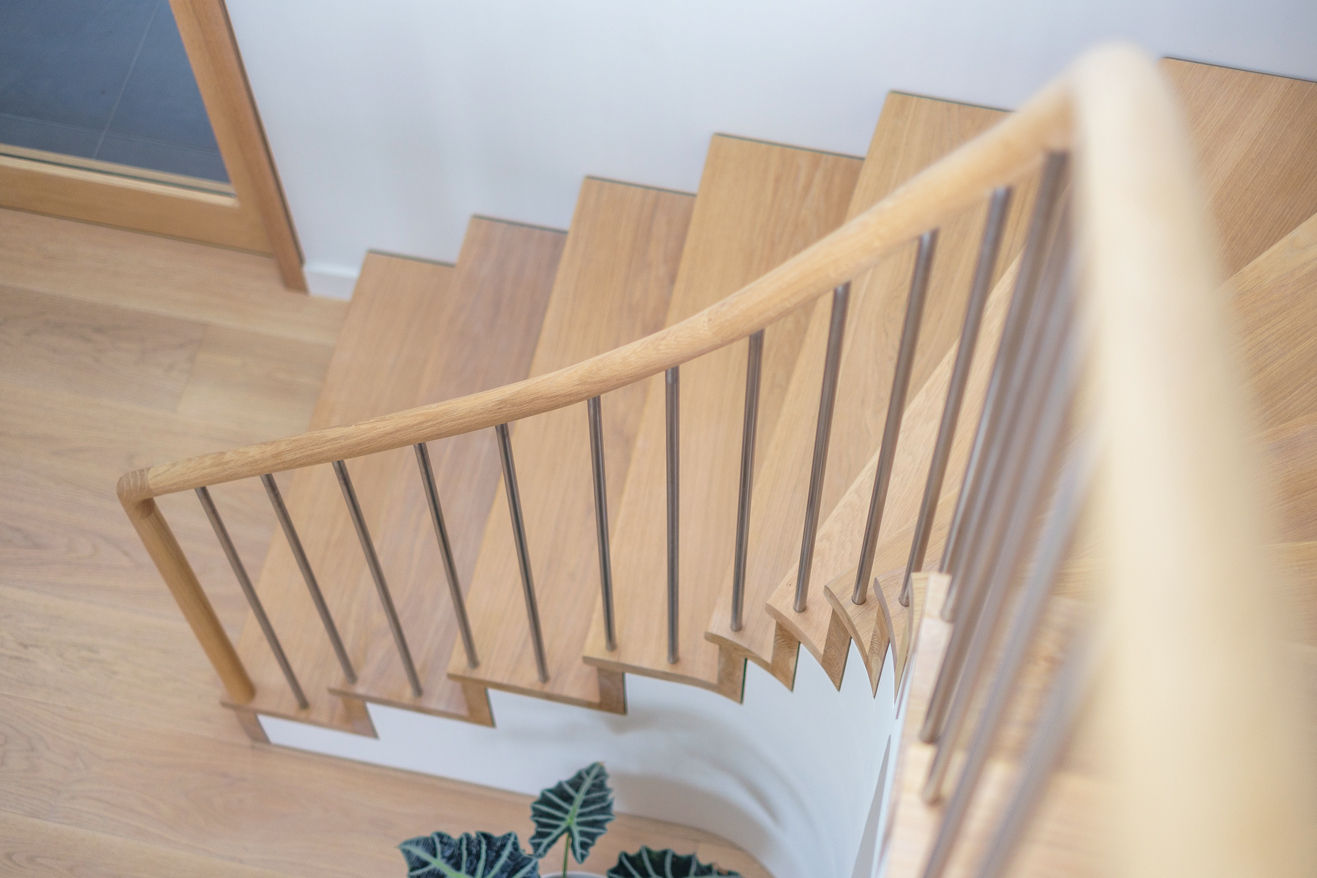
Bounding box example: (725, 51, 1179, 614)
(884, 574, 1104, 877)
(1276, 541, 1317, 645)
(1232, 210, 1317, 430)
(1159, 59, 1317, 276)
(812, 248, 1020, 693)
(1227, 210, 1317, 559)
(743, 94, 1036, 688)
(336, 219, 567, 720)
(232, 252, 462, 730)
(582, 135, 862, 696)
(448, 178, 694, 708)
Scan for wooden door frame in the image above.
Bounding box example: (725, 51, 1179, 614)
(0, 0, 306, 290)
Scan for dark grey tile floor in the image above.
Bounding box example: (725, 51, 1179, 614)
(0, 0, 228, 182)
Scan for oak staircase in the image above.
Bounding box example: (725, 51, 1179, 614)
(119, 49, 1317, 877)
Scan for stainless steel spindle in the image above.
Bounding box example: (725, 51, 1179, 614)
(898, 189, 1011, 609)
(731, 331, 764, 631)
(920, 251, 1076, 745)
(921, 442, 1093, 878)
(852, 231, 938, 605)
(940, 153, 1069, 611)
(587, 397, 617, 651)
(414, 442, 479, 669)
(973, 629, 1097, 878)
(333, 459, 423, 697)
(494, 424, 549, 682)
(261, 473, 357, 684)
(196, 485, 308, 709)
(922, 326, 1079, 792)
(665, 366, 680, 664)
(794, 282, 851, 613)
(942, 195, 1074, 627)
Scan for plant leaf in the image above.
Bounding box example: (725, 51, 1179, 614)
(398, 830, 539, 878)
(605, 847, 740, 878)
(529, 761, 615, 863)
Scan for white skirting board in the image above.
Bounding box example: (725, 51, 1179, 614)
(263, 641, 897, 878)
(304, 261, 358, 300)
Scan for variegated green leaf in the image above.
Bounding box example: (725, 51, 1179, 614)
(605, 847, 740, 878)
(398, 830, 539, 877)
(529, 761, 615, 863)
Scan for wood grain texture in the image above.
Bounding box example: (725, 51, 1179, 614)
(1276, 542, 1317, 645)
(450, 179, 693, 708)
(1226, 212, 1317, 565)
(0, 209, 764, 877)
(0, 209, 341, 344)
(1259, 415, 1317, 545)
(581, 135, 861, 695)
(333, 224, 566, 722)
(0, 284, 205, 411)
(1229, 210, 1317, 430)
(1160, 59, 1317, 276)
(750, 95, 1036, 688)
(176, 324, 336, 439)
(0, 382, 281, 632)
(0, 812, 286, 878)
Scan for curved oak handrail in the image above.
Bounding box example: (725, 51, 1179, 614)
(1069, 45, 1312, 878)
(119, 70, 1071, 503)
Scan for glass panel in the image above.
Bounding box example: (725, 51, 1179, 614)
(0, 0, 230, 185)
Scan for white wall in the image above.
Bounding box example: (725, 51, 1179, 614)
(265, 643, 896, 878)
(225, 0, 1317, 296)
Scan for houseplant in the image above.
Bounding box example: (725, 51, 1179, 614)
(398, 761, 742, 877)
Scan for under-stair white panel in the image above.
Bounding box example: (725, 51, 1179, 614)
(265, 644, 896, 878)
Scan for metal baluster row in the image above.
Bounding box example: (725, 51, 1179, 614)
(196, 484, 309, 709)
(920, 208, 1076, 745)
(921, 439, 1095, 877)
(193, 443, 482, 706)
(910, 151, 1093, 877)
(898, 187, 1012, 608)
(940, 153, 1071, 615)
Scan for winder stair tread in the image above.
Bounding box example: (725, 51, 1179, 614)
(581, 134, 862, 698)
(747, 93, 1036, 689)
(787, 60, 1317, 695)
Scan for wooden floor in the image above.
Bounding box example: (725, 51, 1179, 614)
(0, 208, 766, 877)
